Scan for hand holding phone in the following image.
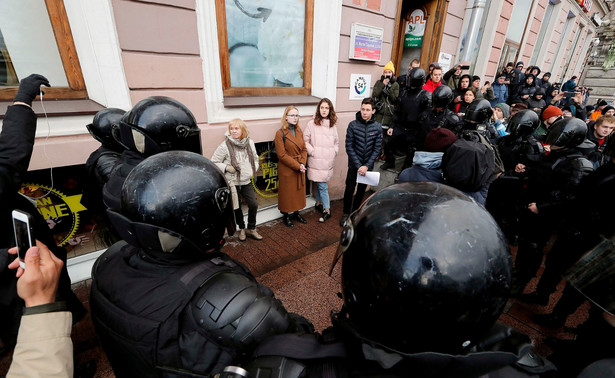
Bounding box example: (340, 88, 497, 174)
(12, 210, 35, 270)
(8, 240, 64, 307)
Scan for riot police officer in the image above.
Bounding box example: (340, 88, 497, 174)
(102, 96, 202, 211)
(513, 117, 594, 294)
(488, 110, 545, 242)
(81, 108, 126, 211)
(382, 68, 431, 170)
(244, 183, 555, 377)
(416, 85, 462, 149)
(461, 98, 498, 142)
(91, 151, 294, 377)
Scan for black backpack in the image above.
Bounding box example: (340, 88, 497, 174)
(442, 139, 496, 192)
(462, 129, 505, 176)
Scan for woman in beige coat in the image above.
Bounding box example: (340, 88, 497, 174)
(212, 119, 262, 241)
(275, 106, 308, 227)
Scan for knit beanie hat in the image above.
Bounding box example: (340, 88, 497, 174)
(541, 105, 563, 121)
(495, 103, 510, 118)
(383, 61, 395, 75)
(424, 128, 457, 152)
(601, 105, 615, 114)
(472, 75, 481, 82)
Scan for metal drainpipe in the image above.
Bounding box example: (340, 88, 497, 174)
(459, 0, 487, 63)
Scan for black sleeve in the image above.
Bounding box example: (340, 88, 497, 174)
(0, 105, 37, 203)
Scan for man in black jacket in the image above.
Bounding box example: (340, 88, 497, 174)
(0, 74, 85, 353)
(340, 97, 382, 226)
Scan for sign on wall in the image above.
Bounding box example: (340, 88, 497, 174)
(349, 74, 372, 100)
(404, 9, 426, 47)
(349, 23, 383, 62)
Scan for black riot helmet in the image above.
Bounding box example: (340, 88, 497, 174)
(334, 182, 511, 354)
(432, 85, 453, 108)
(408, 68, 426, 88)
(116, 96, 202, 157)
(86, 108, 126, 151)
(508, 109, 540, 138)
(465, 99, 493, 124)
(544, 117, 587, 149)
(107, 151, 235, 259)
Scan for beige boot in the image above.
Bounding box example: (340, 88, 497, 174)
(246, 228, 263, 240)
(238, 229, 246, 241)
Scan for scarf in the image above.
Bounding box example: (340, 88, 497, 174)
(225, 135, 256, 183)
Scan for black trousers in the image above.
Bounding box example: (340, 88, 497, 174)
(234, 184, 258, 230)
(343, 168, 367, 215)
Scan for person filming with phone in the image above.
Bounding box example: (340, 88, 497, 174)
(0, 74, 85, 357)
(5, 242, 73, 377)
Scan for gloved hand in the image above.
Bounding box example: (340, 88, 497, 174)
(13, 74, 51, 106)
(226, 165, 236, 173)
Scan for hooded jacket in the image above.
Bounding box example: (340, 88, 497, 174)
(513, 74, 537, 102)
(525, 88, 547, 114)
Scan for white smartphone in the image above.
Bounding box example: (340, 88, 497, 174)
(12, 210, 35, 269)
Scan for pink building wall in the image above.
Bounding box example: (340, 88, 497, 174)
(107, 0, 400, 201)
(111, 0, 208, 124)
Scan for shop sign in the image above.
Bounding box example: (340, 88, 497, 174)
(19, 165, 99, 256)
(349, 23, 384, 62)
(404, 9, 426, 47)
(349, 74, 372, 100)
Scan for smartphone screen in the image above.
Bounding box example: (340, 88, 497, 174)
(12, 210, 34, 269)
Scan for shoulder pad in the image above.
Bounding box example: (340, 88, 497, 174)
(189, 271, 290, 349)
(570, 157, 595, 174)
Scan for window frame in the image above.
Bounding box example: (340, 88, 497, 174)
(214, 0, 314, 97)
(0, 0, 87, 101)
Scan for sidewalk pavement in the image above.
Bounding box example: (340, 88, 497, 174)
(0, 197, 591, 377)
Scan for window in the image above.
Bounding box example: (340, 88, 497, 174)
(0, 0, 86, 101)
(215, 0, 314, 96)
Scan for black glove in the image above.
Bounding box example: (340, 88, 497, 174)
(13, 74, 51, 106)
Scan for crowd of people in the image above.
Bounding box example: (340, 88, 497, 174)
(1, 68, 614, 378)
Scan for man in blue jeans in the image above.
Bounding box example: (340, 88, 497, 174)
(340, 97, 382, 226)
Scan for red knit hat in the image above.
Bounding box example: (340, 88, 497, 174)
(424, 128, 457, 152)
(541, 105, 563, 121)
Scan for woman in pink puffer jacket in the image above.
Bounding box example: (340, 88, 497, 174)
(303, 98, 339, 222)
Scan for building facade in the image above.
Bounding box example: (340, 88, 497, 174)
(0, 0, 610, 280)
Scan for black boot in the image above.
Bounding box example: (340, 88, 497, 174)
(293, 211, 307, 224)
(283, 213, 294, 227)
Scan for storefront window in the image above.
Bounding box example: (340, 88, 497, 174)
(216, 0, 313, 96)
(0, 0, 86, 101)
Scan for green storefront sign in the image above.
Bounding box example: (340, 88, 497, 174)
(404, 34, 423, 47)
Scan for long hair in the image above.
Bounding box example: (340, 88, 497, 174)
(228, 118, 249, 139)
(281, 105, 299, 130)
(314, 98, 337, 127)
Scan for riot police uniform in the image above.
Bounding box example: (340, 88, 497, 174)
(81, 108, 126, 212)
(514, 118, 594, 293)
(91, 151, 293, 377)
(488, 110, 545, 241)
(102, 96, 202, 210)
(244, 183, 556, 377)
(383, 68, 431, 169)
(416, 85, 462, 149)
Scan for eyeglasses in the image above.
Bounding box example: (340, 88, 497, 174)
(287, 114, 300, 118)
